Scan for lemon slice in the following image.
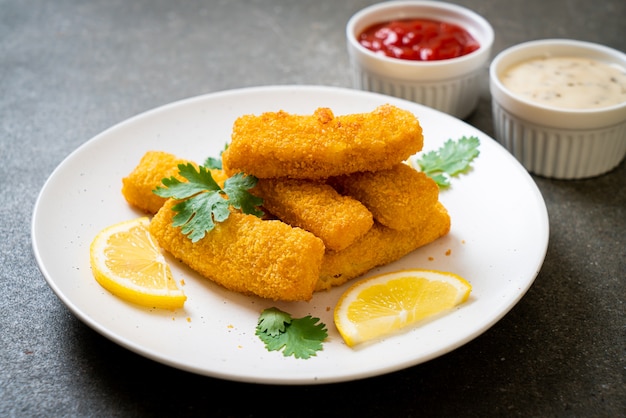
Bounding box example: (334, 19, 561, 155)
(89, 217, 186, 309)
(334, 269, 471, 347)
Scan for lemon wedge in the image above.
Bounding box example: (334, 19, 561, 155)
(89, 217, 186, 309)
(334, 269, 471, 347)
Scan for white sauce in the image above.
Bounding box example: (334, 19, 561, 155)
(501, 56, 626, 109)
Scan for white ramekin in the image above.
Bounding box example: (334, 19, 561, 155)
(346, 0, 494, 119)
(489, 39, 626, 179)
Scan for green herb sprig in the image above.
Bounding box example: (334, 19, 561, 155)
(256, 307, 328, 359)
(153, 163, 263, 243)
(416, 135, 480, 188)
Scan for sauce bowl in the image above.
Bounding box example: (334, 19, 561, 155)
(346, 0, 494, 119)
(489, 39, 626, 179)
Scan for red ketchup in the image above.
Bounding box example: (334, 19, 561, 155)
(358, 18, 480, 61)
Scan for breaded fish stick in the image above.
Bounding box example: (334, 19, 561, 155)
(316, 202, 451, 291)
(122, 151, 191, 214)
(121, 151, 227, 214)
(253, 178, 373, 251)
(330, 163, 439, 230)
(150, 199, 325, 301)
(222, 104, 424, 179)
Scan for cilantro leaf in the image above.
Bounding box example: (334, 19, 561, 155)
(223, 173, 264, 218)
(203, 156, 222, 170)
(170, 188, 231, 242)
(155, 163, 221, 198)
(153, 163, 263, 243)
(416, 136, 480, 188)
(204, 143, 229, 169)
(256, 307, 328, 359)
(256, 307, 291, 337)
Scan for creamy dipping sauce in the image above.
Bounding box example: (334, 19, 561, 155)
(501, 56, 626, 109)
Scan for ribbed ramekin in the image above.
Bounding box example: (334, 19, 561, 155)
(489, 39, 626, 179)
(346, 1, 494, 119)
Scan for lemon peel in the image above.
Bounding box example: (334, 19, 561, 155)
(334, 269, 471, 346)
(89, 217, 186, 309)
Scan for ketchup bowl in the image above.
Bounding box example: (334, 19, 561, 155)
(346, 0, 494, 119)
(490, 39, 626, 179)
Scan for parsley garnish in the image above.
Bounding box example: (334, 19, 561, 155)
(203, 156, 222, 170)
(256, 307, 328, 359)
(416, 136, 480, 188)
(203, 143, 228, 169)
(153, 163, 264, 243)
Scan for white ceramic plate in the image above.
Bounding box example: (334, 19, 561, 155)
(32, 85, 549, 385)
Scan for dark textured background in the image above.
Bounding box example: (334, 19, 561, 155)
(1, 0, 625, 416)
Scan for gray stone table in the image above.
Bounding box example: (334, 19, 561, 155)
(2, 0, 624, 416)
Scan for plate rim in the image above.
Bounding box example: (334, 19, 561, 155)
(31, 84, 550, 384)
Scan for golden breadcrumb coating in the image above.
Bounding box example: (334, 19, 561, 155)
(316, 202, 451, 291)
(330, 163, 439, 230)
(150, 199, 325, 301)
(121, 151, 190, 214)
(121, 100, 451, 299)
(121, 151, 227, 214)
(222, 104, 423, 179)
(253, 178, 373, 251)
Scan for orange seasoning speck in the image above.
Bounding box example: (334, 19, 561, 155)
(445, 249, 452, 256)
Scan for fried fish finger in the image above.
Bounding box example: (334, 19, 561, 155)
(222, 104, 423, 179)
(330, 163, 439, 230)
(150, 199, 325, 301)
(253, 178, 373, 251)
(317, 202, 451, 291)
(121, 151, 227, 214)
(121, 151, 191, 214)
